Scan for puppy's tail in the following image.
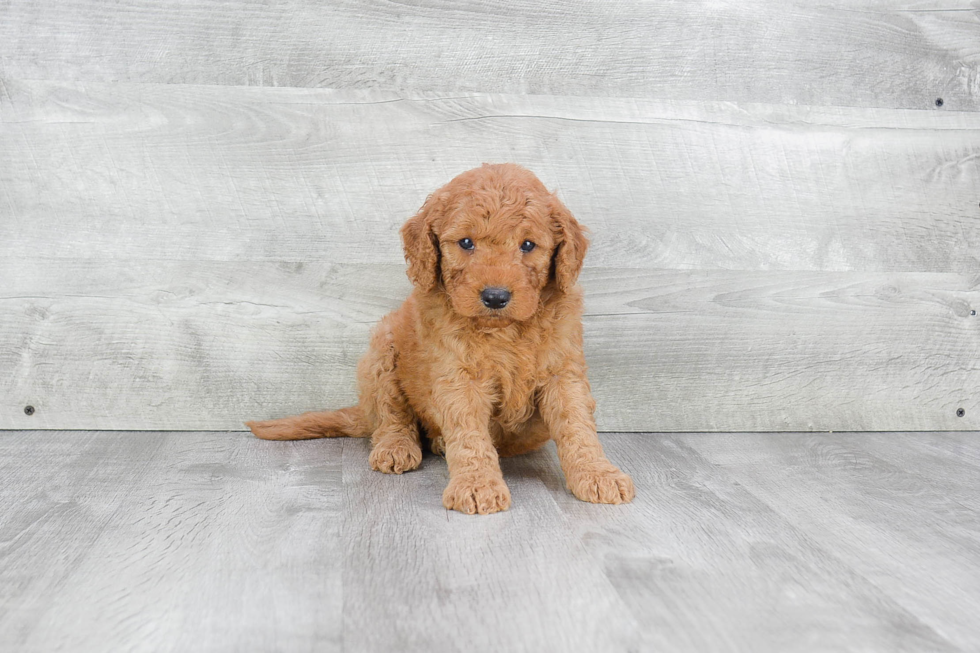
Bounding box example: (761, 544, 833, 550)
(246, 406, 371, 441)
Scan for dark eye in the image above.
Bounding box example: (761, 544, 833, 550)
(458, 238, 475, 251)
(520, 240, 536, 253)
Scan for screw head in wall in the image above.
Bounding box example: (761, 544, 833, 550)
(957, 408, 966, 418)
(24, 405, 35, 416)
(935, 98, 944, 107)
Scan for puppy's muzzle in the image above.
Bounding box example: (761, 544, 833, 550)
(480, 287, 511, 310)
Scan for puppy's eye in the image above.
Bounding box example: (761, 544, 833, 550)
(520, 240, 536, 253)
(458, 238, 475, 251)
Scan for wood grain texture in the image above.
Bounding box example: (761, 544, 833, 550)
(526, 434, 964, 652)
(0, 431, 345, 653)
(686, 432, 980, 651)
(3, 430, 979, 651)
(3, 40, 980, 433)
(3, 80, 979, 273)
(340, 438, 642, 652)
(0, 0, 977, 110)
(2, 259, 976, 431)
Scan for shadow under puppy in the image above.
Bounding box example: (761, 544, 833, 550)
(247, 163, 634, 514)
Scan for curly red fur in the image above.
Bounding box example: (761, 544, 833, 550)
(247, 163, 635, 514)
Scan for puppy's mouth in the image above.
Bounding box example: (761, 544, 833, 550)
(473, 313, 516, 329)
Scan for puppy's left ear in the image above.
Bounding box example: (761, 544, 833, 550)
(550, 195, 589, 292)
(400, 192, 444, 292)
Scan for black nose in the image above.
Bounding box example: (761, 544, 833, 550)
(480, 287, 511, 309)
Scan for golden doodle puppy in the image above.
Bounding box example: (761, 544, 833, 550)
(247, 163, 634, 514)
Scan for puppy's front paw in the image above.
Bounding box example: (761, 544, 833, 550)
(369, 438, 423, 474)
(442, 473, 511, 515)
(566, 464, 635, 504)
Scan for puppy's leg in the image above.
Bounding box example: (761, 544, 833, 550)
(435, 379, 511, 515)
(539, 373, 635, 504)
(423, 423, 445, 455)
(360, 320, 423, 475)
(367, 390, 422, 475)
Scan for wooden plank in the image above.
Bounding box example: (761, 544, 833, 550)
(339, 438, 642, 651)
(2, 259, 976, 431)
(0, 1, 977, 110)
(0, 431, 169, 649)
(685, 432, 980, 652)
(583, 268, 980, 432)
(2, 80, 979, 273)
(0, 431, 345, 652)
(840, 432, 980, 508)
(893, 430, 980, 467)
(2, 82, 978, 432)
(3, 430, 980, 651)
(0, 259, 380, 431)
(526, 433, 961, 651)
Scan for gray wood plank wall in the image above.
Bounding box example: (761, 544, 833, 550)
(1, 1, 978, 431)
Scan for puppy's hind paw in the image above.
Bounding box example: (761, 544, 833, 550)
(369, 439, 423, 474)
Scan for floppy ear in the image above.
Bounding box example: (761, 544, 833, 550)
(400, 193, 443, 291)
(550, 195, 589, 292)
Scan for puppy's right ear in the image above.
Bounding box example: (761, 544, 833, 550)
(400, 193, 443, 291)
(550, 195, 589, 293)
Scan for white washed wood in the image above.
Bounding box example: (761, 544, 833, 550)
(0, 0, 977, 110)
(4, 430, 978, 652)
(843, 432, 980, 509)
(583, 267, 979, 432)
(0, 431, 345, 653)
(2, 81, 979, 273)
(2, 259, 976, 431)
(524, 434, 962, 651)
(686, 432, 980, 651)
(0, 432, 170, 649)
(3, 84, 980, 432)
(340, 438, 642, 652)
(905, 430, 980, 467)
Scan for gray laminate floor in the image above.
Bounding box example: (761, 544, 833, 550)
(1, 431, 978, 652)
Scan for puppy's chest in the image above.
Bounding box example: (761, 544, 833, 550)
(478, 346, 542, 426)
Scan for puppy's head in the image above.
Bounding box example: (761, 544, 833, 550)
(401, 163, 587, 327)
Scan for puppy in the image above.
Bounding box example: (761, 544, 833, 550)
(247, 163, 634, 514)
